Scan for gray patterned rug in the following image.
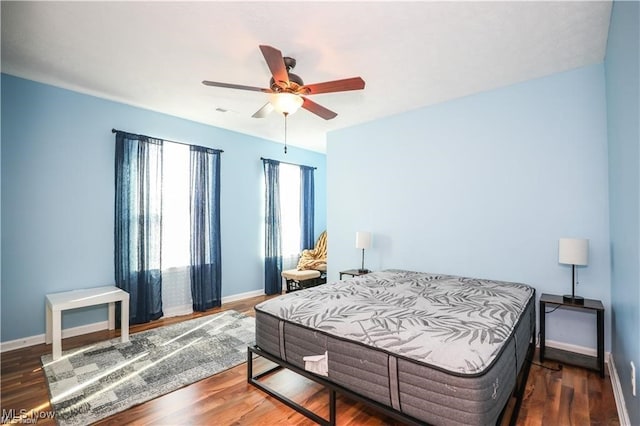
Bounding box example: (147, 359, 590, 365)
(41, 310, 255, 426)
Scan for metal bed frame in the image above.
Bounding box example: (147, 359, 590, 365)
(247, 315, 535, 426)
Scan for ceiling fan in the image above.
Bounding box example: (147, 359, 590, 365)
(202, 45, 365, 120)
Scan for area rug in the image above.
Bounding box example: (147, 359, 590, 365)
(41, 310, 255, 426)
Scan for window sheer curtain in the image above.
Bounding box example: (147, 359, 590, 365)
(114, 132, 164, 324)
(263, 159, 282, 295)
(300, 165, 315, 250)
(190, 146, 222, 311)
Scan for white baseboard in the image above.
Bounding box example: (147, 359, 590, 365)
(222, 289, 264, 304)
(1, 320, 108, 353)
(149, 289, 267, 319)
(608, 353, 631, 425)
(1, 289, 266, 353)
(162, 305, 194, 318)
(544, 339, 601, 358)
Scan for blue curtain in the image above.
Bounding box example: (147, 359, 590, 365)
(190, 146, 222, 311)
(114, 132, 164, 324)
(300, 165, 315, 250)
(263, 159, 282, 295)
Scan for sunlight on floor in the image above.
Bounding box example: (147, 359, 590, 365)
(57, 337, 203, 415)
(51, 351, 150, 403)
(39, 345, 97, 369)
(160, 311, 228, 346)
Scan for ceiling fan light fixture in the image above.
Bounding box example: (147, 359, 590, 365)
(270, 93, 303, 115)
(204, 45, 364, 120)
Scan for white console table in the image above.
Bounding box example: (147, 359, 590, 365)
(45, 286, 130, 360)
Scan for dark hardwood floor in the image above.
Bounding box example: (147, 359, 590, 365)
(1, 294, 620, 425)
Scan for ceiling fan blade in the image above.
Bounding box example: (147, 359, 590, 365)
(301, 77, 365, 95)
(259, 45, 289, 87)
(202, 80, 271, 93)
(252, 102, 274, 118)
(301, 97, 337, 120)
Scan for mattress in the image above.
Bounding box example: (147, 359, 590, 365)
(254, 269, 535, 425)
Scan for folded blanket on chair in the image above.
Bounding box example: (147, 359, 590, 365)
(297, 231, 327, 271)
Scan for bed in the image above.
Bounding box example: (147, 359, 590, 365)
(248, 269, 536, 425)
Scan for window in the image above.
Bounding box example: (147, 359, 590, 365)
(263, 157, 314, 294)
(279, 163, 301, 258)
(161, 142, 191, 269)
(115, 131, 222, 320)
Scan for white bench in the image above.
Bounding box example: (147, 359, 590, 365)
(45, 286, 130, 360)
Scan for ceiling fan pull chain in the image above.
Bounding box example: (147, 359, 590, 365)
(284, 112, 288, 154)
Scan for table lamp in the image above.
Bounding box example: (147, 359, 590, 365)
(558, 238, 589, 305)
(356, 232, 371, 273)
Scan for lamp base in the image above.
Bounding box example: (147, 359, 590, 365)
(358, 268, 369, 274)
(563, 294, 584, 305)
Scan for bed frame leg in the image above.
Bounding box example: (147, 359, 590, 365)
(248, 346, 335, 426)
(247, 347, 253, 382)
(507, 339, 535, 425)
(329, 389, 336, 424)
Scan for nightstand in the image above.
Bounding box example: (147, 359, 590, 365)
(339, 269, 370, 280)
(539, 293, 605, 378)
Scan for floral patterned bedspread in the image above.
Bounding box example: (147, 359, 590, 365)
(255, 269, 534, 375)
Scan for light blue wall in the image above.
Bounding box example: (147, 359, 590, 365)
(605, 0, 640, 422)
(1, 74, 326, 342)
(328, 64, 611, 351)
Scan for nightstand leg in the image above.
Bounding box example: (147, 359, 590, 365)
(597, 309, 604, 378)
(539, 300, 546, 363)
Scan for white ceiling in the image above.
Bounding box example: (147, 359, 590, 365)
(1, 1, 612, 152)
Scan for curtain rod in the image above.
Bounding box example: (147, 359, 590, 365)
(111, 128, 223, 152)
(260, 157, 317, 170)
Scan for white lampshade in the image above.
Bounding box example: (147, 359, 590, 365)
(355, 231, 372, 249)
(270, 93, 303, 115)
(558, 238, 589, 266)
